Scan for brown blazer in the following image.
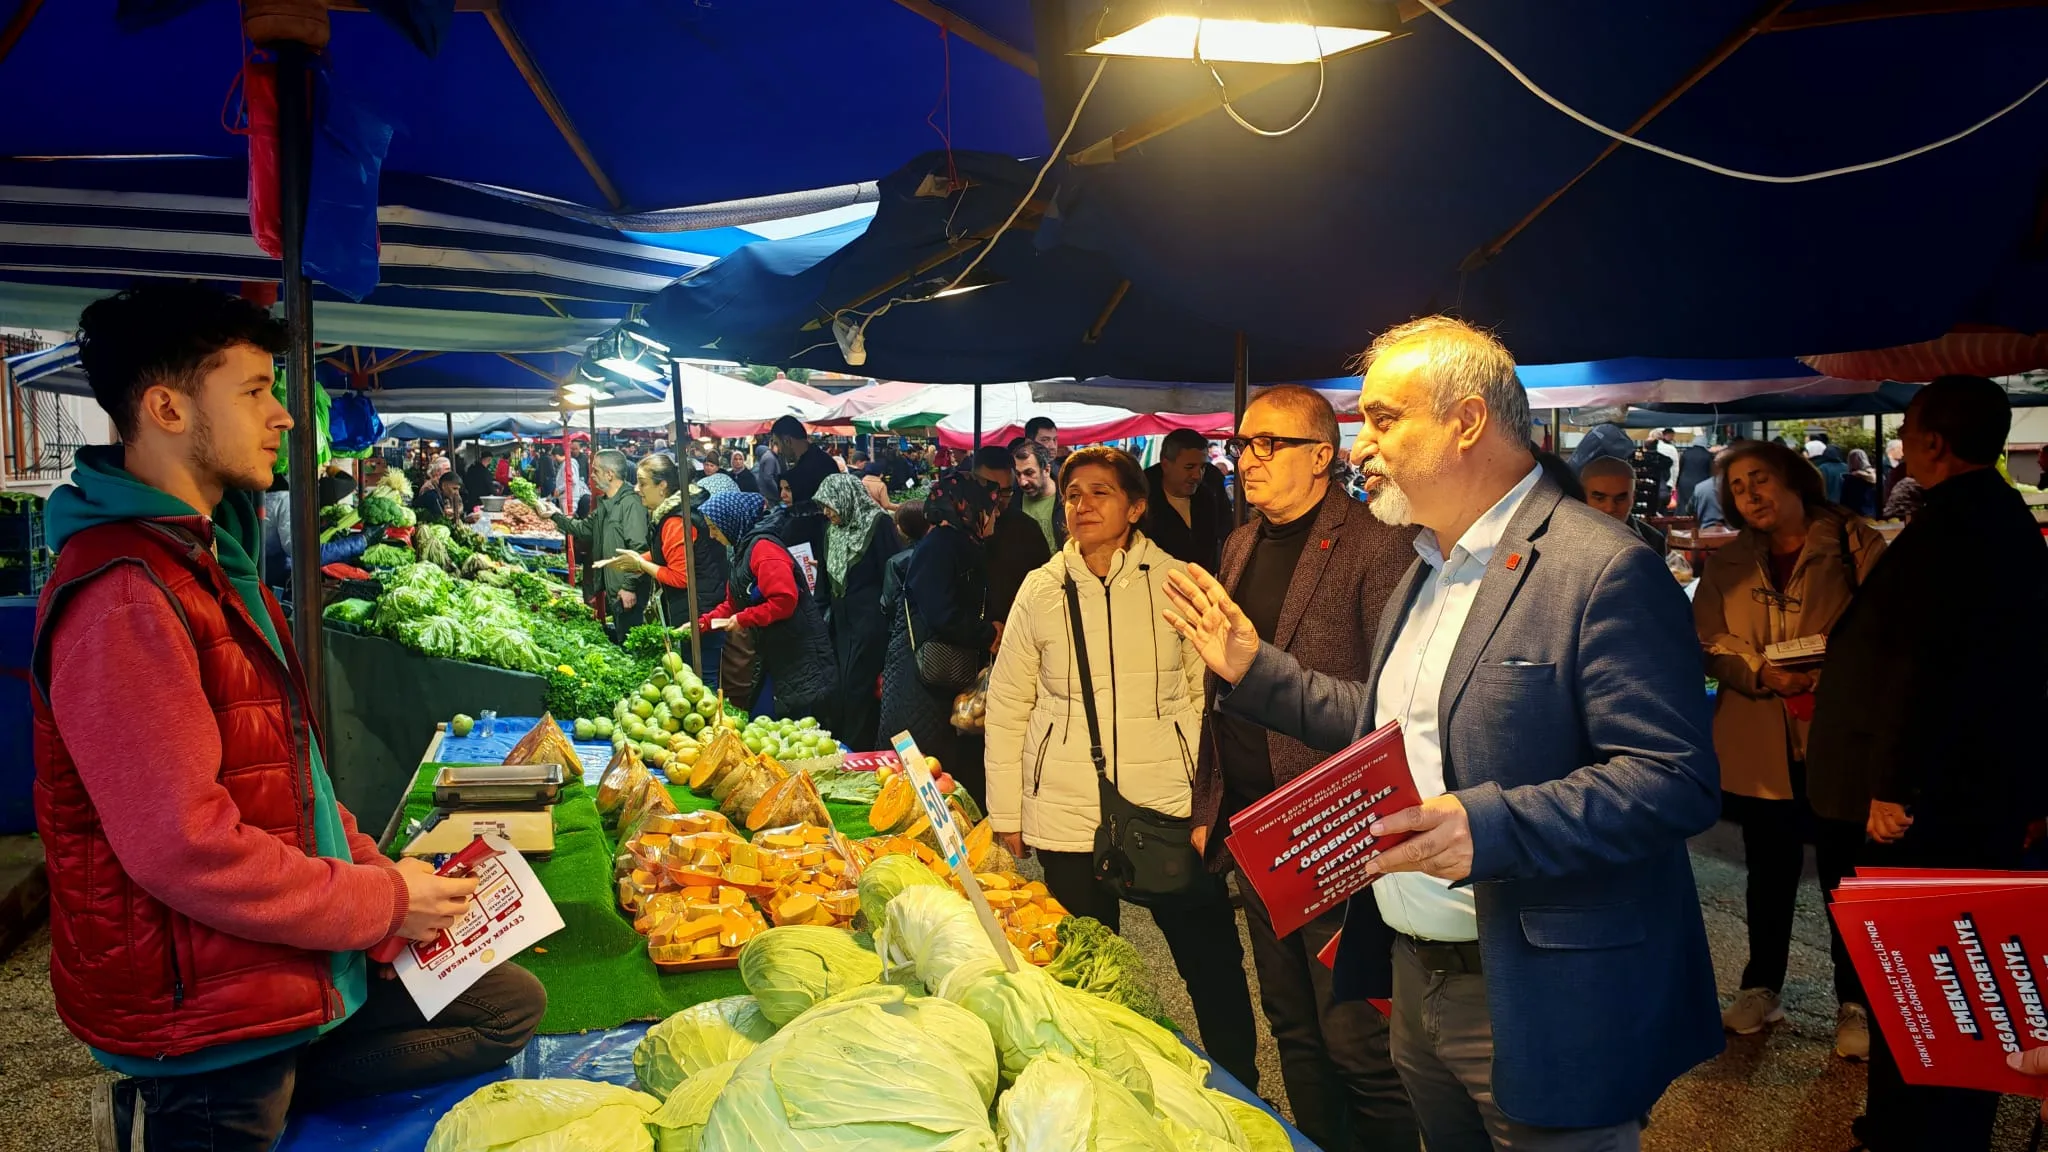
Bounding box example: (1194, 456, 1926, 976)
(1192, 483, 1419, 860)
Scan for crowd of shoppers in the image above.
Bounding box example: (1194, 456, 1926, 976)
(35, 281, 2048, 1152)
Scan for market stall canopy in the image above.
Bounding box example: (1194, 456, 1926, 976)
(1035, 2, 2048, 364)
(642, 150, 1358, 383)
(851, 381, 1230, 448)
(590, 363, 828, 436)
(379, 413, 565, 441)
(1610, 379, 2048, 428)
(818, 380, 936, 422)
(0, 1, 1045, 212)
(762, 376, 839, 405)
(0, 157, 706, 333)
(1803, 330, 2048, 383)
(1035, 357, 1882, 414)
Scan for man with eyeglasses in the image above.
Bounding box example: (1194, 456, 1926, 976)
(971, 444, 1047, 633)
(1190, 387, 1422, 1151)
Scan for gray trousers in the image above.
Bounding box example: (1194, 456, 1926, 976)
(1390, 935, 1642, 1152)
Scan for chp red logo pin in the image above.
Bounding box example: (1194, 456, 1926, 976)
(1505, 552, 1522, 571)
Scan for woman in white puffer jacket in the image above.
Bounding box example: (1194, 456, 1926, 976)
(984, 446, 1259, 1086)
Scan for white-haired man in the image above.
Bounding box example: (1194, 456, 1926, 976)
(1165, 316, 1722, 1150)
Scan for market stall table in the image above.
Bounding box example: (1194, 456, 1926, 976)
(319, 714, 1320, 1151)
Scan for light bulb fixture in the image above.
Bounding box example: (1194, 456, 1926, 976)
(624, 326, 671, 354)
(930, 269, 1007, 300)
(596, 355, 665, 384)
(1080, 1, 1400, 64)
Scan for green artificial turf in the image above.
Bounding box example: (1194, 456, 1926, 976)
(388, 761, 875, 1033)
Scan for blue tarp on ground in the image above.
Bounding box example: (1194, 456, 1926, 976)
(276, 1024, 1319, 1152)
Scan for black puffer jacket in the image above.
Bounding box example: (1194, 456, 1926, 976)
(730, 523, 837, 720)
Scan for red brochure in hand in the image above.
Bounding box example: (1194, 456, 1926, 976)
(1829, 870, 2048, 1097)
(1225, 721, 1420, 938)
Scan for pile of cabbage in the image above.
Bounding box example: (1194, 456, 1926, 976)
(427, 883, 1288, 1152)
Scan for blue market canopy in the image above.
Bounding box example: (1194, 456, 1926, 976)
(1614, 379, 2048, 428)
(381, 413, 564, 441)
(642, 150, 1358, 383)
(0, 156, 730, 339)
(0, 1, 1046, 213)
(1037, 1, 2048, 364)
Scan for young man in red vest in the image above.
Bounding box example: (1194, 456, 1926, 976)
(33, 283, 544, 1151)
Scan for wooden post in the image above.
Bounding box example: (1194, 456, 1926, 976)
(668, 362, 703, 677)
(1233, 332, 1249, 525)
(275, 38, 326, 733)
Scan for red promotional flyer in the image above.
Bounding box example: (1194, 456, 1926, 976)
(1828, 871, 2048, 1097)
(1225, 721, 1420, 938)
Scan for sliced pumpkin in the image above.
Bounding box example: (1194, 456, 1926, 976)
(964, 819, 995, 869)
(869, 772, 917, 834)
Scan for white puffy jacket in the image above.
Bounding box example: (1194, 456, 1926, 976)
(984, 533, 1206, 853)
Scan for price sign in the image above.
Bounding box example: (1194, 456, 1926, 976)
(891, 731, 1017, 972)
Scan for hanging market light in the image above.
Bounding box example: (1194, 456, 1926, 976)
(1080, 1, 1400, 64)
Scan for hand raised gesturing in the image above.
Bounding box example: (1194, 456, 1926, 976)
(1160, 565, 1260, 685)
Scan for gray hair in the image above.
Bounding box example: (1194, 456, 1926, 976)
(593, 448, 631, 482)
(1354, 316, 1529, 445)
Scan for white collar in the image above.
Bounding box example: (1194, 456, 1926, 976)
(1414, 464, 1543, 572)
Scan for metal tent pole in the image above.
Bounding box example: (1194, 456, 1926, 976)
(668, 362, 702, 677)
(444, 412, 454, 459)
(1551, 408, 1563, 455)
(1232, 332, 1249, 525)
(275, 39, 325, 733)
(973, 384, 983, 452)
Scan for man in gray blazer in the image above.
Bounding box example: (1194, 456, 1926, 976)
(1165, 316, 1723, 1151)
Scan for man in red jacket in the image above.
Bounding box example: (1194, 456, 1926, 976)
(34, 283, 543, 1152)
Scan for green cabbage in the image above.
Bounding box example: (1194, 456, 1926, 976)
(854, 853, 946, 931)
(995, 1053, 1176, 1152)
(1046, 915, 1162, 1019)
(1135, 1047, 1247, 1151)
(953, 963, 1154, 1107)
(699, 984, 998, 1151)
(635, 996, 776, 1099)
(425, 1079, 658, 1152)
(736, 925, 884, 1026)
(875, 883, 1015, 995)
(1213, 1095, 1292, 1152)
(650, 1059, 740, 1152)
(1063, 980, 1208, 1081)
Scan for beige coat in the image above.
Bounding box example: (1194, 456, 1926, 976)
(983, 533, 1206, 853)
(1693, 509, 1886, 799)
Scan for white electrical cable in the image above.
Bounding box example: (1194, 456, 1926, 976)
(933, 54, 1110, 297)
(1414, 0, 2048, 184)
(1210, 52, 1326, 137)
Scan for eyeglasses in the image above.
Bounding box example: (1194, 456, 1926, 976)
(1225, 435, 1323, 461)
(1750, 586, 1801, 611)
(978, 477, 1014, 506)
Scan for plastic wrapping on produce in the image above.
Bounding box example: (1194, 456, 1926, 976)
(438, 717, 613, 784)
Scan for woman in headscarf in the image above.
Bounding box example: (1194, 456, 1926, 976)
(877, 472, 998, 800)
(695, 490, 838, 728)
(1840, 448, 1879, 517)
(816, 473, 904, 750)
(611, 454, 731, 688)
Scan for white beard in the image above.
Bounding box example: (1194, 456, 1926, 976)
(1367, 479, 1414, 526)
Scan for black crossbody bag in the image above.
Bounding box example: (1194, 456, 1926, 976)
(1062, 574, 1205, 907)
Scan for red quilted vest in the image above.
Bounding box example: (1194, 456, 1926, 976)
(30, 516, 341, 1059)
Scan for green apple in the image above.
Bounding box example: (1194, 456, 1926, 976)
(450, 714, 474, 737)
(682, 712, 705, 735)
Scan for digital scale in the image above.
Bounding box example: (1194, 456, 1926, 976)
(400, 763, 563, 858)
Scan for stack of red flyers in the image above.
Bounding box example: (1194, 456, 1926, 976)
(1830, 869, 2048, 1096)
(1224, 721, 1420, 939)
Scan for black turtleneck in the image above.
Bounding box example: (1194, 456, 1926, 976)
(1216, 503, 1320, 809)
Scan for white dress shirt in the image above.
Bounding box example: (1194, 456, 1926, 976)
(1372, 464, 1544, 942)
